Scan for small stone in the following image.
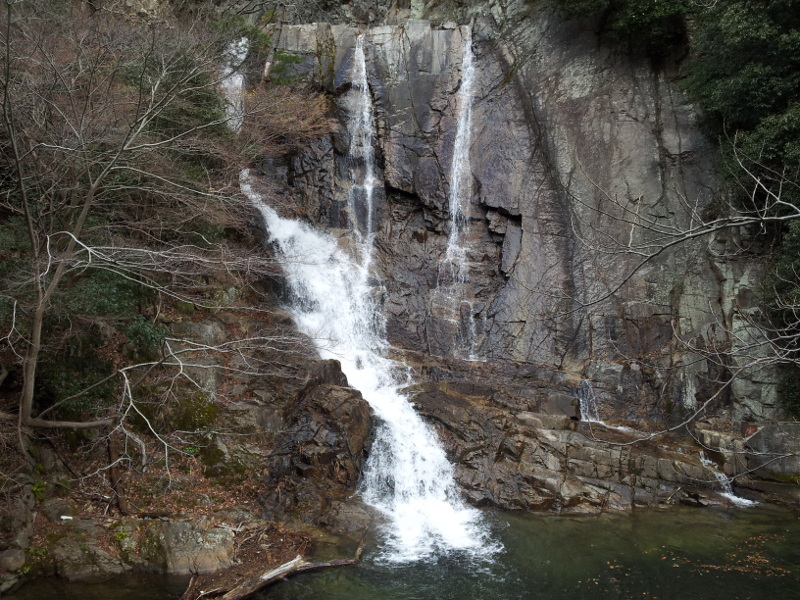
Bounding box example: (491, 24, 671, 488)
(0, 548, 26, 572)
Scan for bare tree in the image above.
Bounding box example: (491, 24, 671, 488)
(0, 0, 327, 458)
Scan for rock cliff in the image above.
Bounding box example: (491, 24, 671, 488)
(259, 0, 798, 508)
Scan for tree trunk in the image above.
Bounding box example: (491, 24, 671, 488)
(108, 430, 131, 515)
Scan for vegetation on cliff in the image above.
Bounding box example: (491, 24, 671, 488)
(0, 0, 330, 520)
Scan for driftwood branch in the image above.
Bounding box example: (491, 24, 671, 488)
(182, 539, 365, 600)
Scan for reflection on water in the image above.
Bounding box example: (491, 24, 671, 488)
(263, 506, 800, 600)
(6, 573, 188, 600)
(8, 506, 800, 600)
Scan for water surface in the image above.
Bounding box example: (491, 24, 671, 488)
(263, 505, 800, 600)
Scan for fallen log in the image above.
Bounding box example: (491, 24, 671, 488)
(183, 539, 365, 600)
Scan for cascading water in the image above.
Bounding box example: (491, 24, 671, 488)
(576, 379, 602, 423)
(442, 32, 475, 285)
(433, 30, 484, 361)
(344, 35, 377, 262)
(699, 452, 757, 508)
(242, 174, 495, 562)
(239, 33, 496, 563)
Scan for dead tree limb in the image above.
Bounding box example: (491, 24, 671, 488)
(183, 540, 365, 600)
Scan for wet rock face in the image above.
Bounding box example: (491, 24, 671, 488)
(268, 13, 743, 421)
(262, 360, 373, 522)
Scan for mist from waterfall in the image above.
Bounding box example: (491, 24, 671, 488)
(238, 33, 496, 564)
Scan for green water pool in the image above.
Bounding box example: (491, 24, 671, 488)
(8, 505, 800, 600)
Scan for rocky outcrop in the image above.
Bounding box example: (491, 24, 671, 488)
(695, 421, 800, 503)
(261, 360, 374, 525)
(401, 358, 754, 512)
(16, 509, 272, 582)
(0, 475, 36, 592)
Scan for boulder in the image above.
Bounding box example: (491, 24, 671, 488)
(262, 360, 373, 523)
(541, 393, 580, 419)
(40, 499, 75, 523)
(51, 539, 125, 582)
(0, 548, 25, 572)
(154, 519, 235, 575)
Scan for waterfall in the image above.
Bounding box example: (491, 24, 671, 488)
(238, 33, 496, 563)
(576, 380, 602, 423)
(220, 37, 249, 132)
(344, 35, 377, 264)
(241, 173, 494, 562)
(699, 452, 757, 508)
(433, 30, 483, 361)
(442, 32, 475, 285)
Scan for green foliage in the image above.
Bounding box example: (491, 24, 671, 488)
(212, 14, 272, 56)
(31, 479, 46, 503)
(125, 317, 169, 361)
(191, 222, 228, 247)
(62, 270, 144, 317)
(184, 445, 201, 456)
(765, 221, 800, 416)
(159, 74, 229, 139)
(0, 214, 31, 270)
(270, 50, 305, 85)
(37, 347, 116, 414)
(167, 391, 220, 432)
(769, 220, 800, 308)
(113, 529, 129, 545)
(131, 389, 220, 434)
(122, 53, 229, 141)
(686, 1, 800, 133)
(548, 0, 693, 58)
(198, 436, 247, 483)
(685, 0, 800, 203)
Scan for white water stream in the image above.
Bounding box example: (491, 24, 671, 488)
(577, 379, 602, 423)
(442, 33, 475, 285)
(699, 452, 758, 508)
(344, 35, 377, 261)
(237, 34, 495, 563)
(433, 31, 484, 361)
